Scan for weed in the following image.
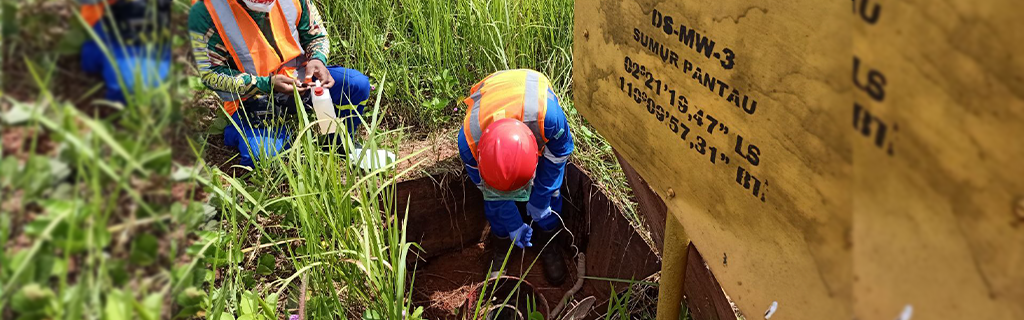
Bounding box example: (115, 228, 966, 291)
(1, 1, 201, 319)
(317, 0, 644, 244)
(192, 76, 430, 319)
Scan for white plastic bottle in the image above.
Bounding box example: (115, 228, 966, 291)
(310, 80, 337, 134)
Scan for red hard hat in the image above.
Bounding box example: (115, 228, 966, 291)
(478, 118, 539, 191)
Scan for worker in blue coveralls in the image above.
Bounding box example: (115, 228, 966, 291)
(79, 0, 172, 103)
(189, 0, 371, 167)
(458, 69, 573, 285)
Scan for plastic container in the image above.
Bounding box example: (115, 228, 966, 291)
(310, 80, 336, 134)
(351, 147, 397, 172)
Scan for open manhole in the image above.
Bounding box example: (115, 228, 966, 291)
(396, 164, 661, 319)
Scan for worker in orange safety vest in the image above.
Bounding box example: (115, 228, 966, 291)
(189, 0, 371, 167)
(458, 69, 575, 285)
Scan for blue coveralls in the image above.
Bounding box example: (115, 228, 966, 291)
(80, 23, 172, 103)
(223, 67, 371, 167)
(458, 88, 575, 237)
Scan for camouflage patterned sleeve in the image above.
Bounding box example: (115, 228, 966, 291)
(298, 0, 330, 64)
(188, 1, 273, 96)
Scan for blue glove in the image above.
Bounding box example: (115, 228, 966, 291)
(509, 223, 533, 249)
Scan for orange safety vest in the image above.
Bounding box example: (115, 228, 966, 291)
(203, 0, 306, 115)
(462, 69, 552, 160)
(80, 0, 117, 27)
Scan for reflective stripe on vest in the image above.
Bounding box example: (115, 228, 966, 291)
(467, 87, 484, 144)
(208, 0, 257, 73)
(462, 69, 551, 160)
(277, 0, 301, 49)
(205, 0, 305, 113)
(522, 72, 543, 148)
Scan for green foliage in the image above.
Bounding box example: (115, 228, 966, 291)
(236, 290, 278, 320)
(101, 289, 161, 320)
(319, 0, 641, 230)
(255, 254, 275, 275)
(174, 286, 209, 319)
(191, 78, 427, 319)
(0, 155, 70, 200)
(23, 200, 111, 254)
(11, 283, 57, 318)
(603, 284, 632, 320)
(321, 0, 573, 128)
(525, 296, 544, 320)
(130, 233, 160, 266)
(0, 1, 201, 319)
(171, 200, 217, 230)
(108, 259, 131, 286)
(176, 287, 207, 307)
(1, 0, 19, 39)
(362, 306, 425, 320)
(188, 230, 242, 268)
(3, 0, 87, 55)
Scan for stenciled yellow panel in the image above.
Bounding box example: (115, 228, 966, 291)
(852, 0, 1024, 318)
(573, 0, 851, 318)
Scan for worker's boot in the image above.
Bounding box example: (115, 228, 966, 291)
(487, 234, 514, 279)
(535, 227, 567, 286)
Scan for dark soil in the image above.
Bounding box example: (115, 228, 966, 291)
(395, 127, 461, 181)
(1, 126, 60, 160)
(413, 240, 580, 320)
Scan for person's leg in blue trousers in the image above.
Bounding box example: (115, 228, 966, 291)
(325, 67, 371, 139)
(533, 190, 563, 231)
(101, 45, 172, 102)
(223, 111, 288, 168)
(484, 200, 520, 238)
(81, 24, 171, 103)
(81, 24, 108, 76)
(223, 67, 369, 167)
(485, 199, 522, 277)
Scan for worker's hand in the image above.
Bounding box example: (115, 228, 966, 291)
(306, 59, 334, 89)
(271, 74, 307, 93)
(509, 223, 533, 249)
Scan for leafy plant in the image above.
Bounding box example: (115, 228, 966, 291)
(235, 290, 278, 320)
(319, 0, 573, 129)
(130, 233, 160, 266)
(190, 75, 430, 319)
(11, 283, 57, 319)
(174, 286, 208, 319)
(0, 1, 200, 319)
(255, 254, 276, 276)
(316, 0, 642, 234)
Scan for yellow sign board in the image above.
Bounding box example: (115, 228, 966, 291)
(853, 0, 1024, 319)
(574, 0, 1023, 319)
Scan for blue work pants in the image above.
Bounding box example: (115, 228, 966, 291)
(223, 67, 371, 167)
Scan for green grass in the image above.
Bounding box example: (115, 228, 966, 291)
(0, 6, 198, 320)
(320, 0, 573, 129)
(2, 0, 654, 318)
(4, 0, 653, 318)
(188, 0, 651, 318)
(186, 77, 429, 319)
(0, 1, 212, 319)
(319, 0, 643, 235)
